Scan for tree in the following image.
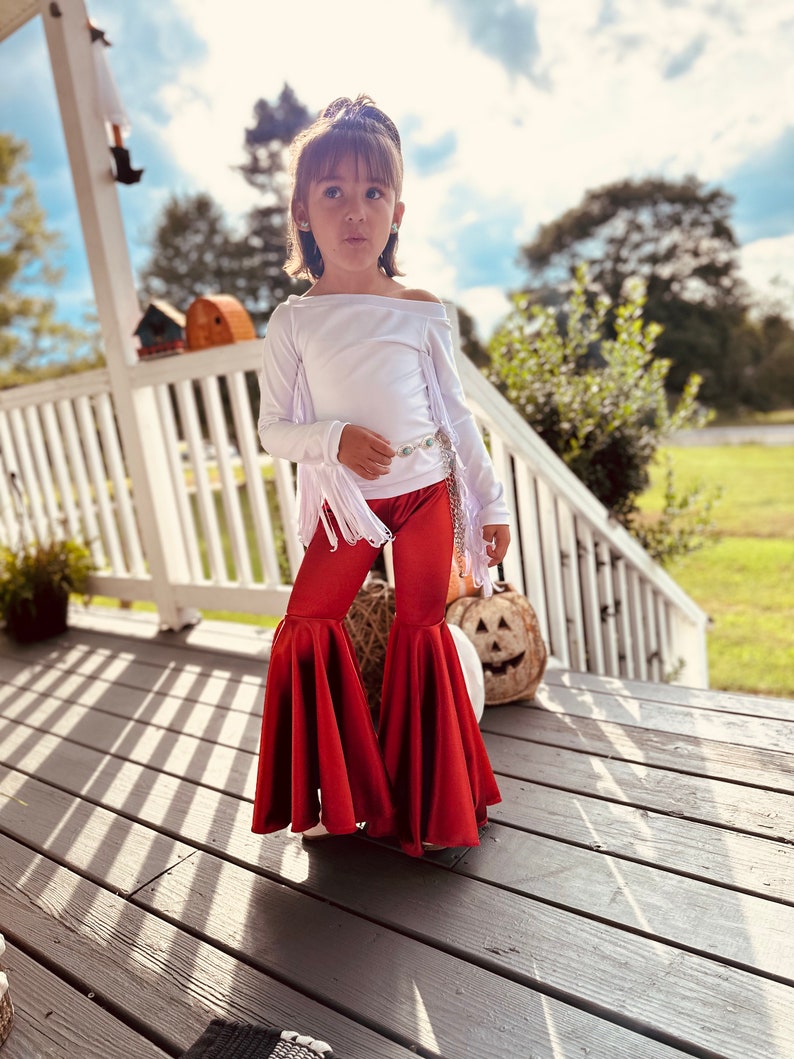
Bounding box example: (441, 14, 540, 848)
(139, 192, 252, 313)
(0, 133, 99, 386)
(139, 85, 313, 327)
(522, 176, 744, 305)
(517, 176, 758, 409)
(238, 84, 313, 201)
(489, 266, 718, 565)
(454, 305, 488, 368)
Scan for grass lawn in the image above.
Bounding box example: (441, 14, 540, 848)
(640, 444, 794, 697)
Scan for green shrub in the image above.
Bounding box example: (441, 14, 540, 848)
(488, 265, 718, 564)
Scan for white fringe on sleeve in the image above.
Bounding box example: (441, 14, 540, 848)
(293, 358, 392, 550)
(296, 463, 393, 550)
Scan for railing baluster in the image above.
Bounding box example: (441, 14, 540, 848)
(488, 430, 524, 593)
(0, 411, 21, 543)
(513, 463, 549, 645)
(596, 537, 620, 675)
(94, 392, 147, 578)
(536, 477, 569, 668)
(201, 376, 253, 585)
(577, 521, 606, 675)
(655, 593, 672, 681)
(643, 581, 661, 683)
(0, 324, 708, 684)
(273, 457, 303, 581)
(612, 555, 634, 680)
(558, 499, 587, 670)
(40, 401, 81, 540)
(175, 378, 227, 581)
(74, 394, 126, 574)
(8, 407, 49, 542)
(56, 398, 106, 568)
(628, 568, 648, 680)
(154, 383, 204, 582)
(23, 405, 62, 536)
(228, 370, 282, 585)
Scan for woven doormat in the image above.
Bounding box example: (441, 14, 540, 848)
(180, 1020, 335, 1058)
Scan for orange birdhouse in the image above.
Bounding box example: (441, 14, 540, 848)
(185, 295, 256, 351)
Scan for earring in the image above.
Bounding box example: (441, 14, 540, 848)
(391, 222, 399, 234)
(298, 220, 310, 230)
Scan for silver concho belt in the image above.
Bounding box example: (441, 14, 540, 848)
(394, 432, 439, 457)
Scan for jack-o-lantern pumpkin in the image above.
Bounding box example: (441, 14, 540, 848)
(446, 583, 547, 705)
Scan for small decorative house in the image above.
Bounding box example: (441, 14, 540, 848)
(134, 300, 186, 358)
(185, 295, 256, 351)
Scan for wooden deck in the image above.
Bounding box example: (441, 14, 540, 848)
(0, 606, 792, 1059)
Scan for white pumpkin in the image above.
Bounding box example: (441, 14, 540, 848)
(447, 623, 485, 722)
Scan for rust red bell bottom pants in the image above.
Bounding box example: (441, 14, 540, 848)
(251, 480, 501, 857)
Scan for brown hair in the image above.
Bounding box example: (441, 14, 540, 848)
(285, 95, 404, 280)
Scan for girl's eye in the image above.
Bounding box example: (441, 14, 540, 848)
(366, 187, 383, 199)
(323, 186, 341, 199)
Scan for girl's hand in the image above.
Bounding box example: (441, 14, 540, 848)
(338, 424, 395, 480)
(482, 524, 511, 567)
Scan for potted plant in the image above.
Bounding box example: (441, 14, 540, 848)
(0, 536, 94, 644)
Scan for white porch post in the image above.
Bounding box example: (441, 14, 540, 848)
(40, 0, 198, 628)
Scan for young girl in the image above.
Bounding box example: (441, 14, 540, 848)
(252, 95, 510, 857)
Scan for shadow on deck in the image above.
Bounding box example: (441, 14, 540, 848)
(0, 606, 792, 1059)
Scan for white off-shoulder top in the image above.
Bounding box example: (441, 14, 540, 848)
(258, 293, 509, 590)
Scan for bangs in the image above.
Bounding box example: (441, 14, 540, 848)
(297, 126, 403, 196)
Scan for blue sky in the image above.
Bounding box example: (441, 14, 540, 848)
(1, 0, 793, 341)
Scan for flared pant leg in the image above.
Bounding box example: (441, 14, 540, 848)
(365, 482, 502, 857)
(252, 480, 501, 853)
(252, 517, 395, 837)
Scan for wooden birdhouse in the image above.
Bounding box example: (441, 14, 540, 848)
(185, 294, 256, 351)
(134, 300, 186, 358)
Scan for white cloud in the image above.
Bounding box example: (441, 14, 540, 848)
(455, 286, 514, 341)
(741, 234, 794, 316)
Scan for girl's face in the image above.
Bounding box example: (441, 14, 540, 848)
(296, 153, 404, 287)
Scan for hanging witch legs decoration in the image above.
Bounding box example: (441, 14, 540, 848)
(88, 21, 144, 184)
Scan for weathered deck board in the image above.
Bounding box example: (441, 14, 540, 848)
(492, 775, 793, 902)
(0, 836, 418, 1059)
(543, 667, 794, 722)
(482, 707, 794, 793)
(485, 732, 794, 840)
(1, 943, 171, 1059)
(522, 681, 794, 751)
(1, 607, 793, 1059)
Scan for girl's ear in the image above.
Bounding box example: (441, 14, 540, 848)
(393, 200, 405, 229)
(294, 205, 309, 229)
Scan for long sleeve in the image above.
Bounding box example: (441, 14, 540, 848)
(258, 303, 346, 465)
(424, 315, 510, 527)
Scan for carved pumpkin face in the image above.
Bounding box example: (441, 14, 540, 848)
(447, 584, 547, 705)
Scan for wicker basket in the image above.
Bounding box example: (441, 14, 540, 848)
(344, 577, 395, 712)
(0, 959, 12, 1048)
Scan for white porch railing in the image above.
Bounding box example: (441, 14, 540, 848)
(0, 319, 709, 687)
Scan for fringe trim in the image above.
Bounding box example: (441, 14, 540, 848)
(297, 463, 393, 549)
